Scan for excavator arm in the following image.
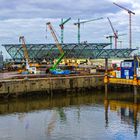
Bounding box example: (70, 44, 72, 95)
(50, 53, 65, 70)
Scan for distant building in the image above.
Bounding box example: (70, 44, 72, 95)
(0, 51, 3, 69)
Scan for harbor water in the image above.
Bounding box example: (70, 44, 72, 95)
(0, 91, 140, 140)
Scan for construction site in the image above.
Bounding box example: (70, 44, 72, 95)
(1, 1, 140, 140)
(0, 2, 139, 97)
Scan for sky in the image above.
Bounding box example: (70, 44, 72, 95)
(0, 0, 140, 58)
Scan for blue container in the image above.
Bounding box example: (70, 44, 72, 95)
(121, 60, 138, 79)
(50, 69, 70, 75)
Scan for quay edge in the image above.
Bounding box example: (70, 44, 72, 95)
(0, 75, 104, 97)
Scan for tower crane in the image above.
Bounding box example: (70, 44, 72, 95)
(113, 2, 135, 49)
(117, 40, 123, 48)
(106, 35, 114, 49)
(107, 17, 118, 49)
(74, 17, 103, 44)
(106, 33, 126, 49)
(59, 17, 71, 44)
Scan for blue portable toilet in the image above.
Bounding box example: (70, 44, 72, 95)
(121, 59, 138, 79)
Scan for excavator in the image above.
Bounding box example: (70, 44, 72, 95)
(46, 22, 70, 75)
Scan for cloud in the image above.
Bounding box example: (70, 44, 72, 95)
(0, 0, 140, 58)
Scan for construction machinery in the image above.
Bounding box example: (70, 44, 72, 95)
(113, 2, 135, 49)
(46, 22, 70, 75)
(107, 17, 118, 49)
(74, 17, 103, 43)
(19, 36, 38, 74)
(106, 33, 126, 49)
(59, 18, 71, 44)
(117, 40, 123, 48)
(19, 36, 30, 62)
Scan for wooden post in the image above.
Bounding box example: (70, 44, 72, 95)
(104, 58, 108, 96)
(104, 58, 108, 83)
(133, 55, 137, 99)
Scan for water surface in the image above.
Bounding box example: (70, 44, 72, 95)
(0, 91, 140, 140)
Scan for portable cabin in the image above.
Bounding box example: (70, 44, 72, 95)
(120, 59, 138, 79)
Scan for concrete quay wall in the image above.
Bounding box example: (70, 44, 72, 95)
(0, 75, 104, 96)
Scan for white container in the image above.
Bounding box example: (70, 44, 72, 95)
(90, 69, 96, 74)
(115, 70, 121, 78)
(137, 68, 140, 77)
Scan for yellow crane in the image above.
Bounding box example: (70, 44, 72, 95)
(46, 22, 70, 74)
(47, 22, 64, 54)
(47, 22, 78, 67)
(19, 36, 30, 62)
(19, 36, 39, 74)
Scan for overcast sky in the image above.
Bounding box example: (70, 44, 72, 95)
(0, 0, 140, 58)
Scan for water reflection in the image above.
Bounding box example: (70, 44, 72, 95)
(0, 92, 140, 140)
(104, 98, 139, 137)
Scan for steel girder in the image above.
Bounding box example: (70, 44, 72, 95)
(96, 49, 136, 58)
(3, 43, 136, 62)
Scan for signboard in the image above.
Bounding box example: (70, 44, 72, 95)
(121, 62, 132, 68)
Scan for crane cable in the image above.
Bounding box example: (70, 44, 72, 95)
(46, 23, 61, 41)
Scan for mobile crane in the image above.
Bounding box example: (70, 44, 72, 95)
(46, 22, 70, 75)
(19, 36, 30, 61)
(19, 36, 38, 74)
(107, 17, 118, 49)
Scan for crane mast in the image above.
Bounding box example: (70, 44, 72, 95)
(113, 2, 135, 49)
(106, 33, 126, 49)
(106, 35, 113, 49)
(19, 36, 30, 61)
(107, 17, 118, 49)
(74, 17, 103, 44)
(59, 18, 71, 44)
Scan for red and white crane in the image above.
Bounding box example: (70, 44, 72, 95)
(106, 33, 126, 49)
(113, 2, 135, 49)
(107, 17, 118, 49)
